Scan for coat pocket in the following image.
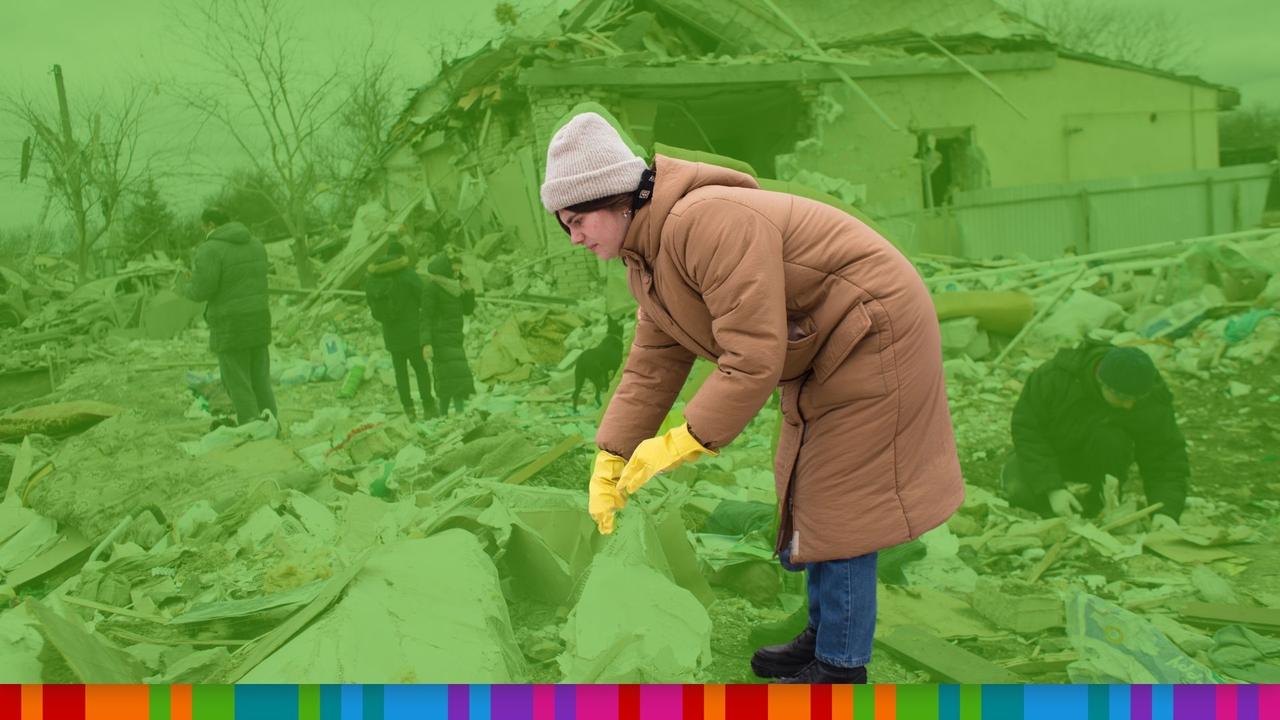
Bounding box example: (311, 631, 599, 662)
(812, 303, 885, 396)
(780, 313, 819, 382)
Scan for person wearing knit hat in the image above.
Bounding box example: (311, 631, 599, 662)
(1097, 346, 1158, 404)
(541, 111, 649, 261)
(1002, 340, 1188, 533)
(541, 112, 964, 684)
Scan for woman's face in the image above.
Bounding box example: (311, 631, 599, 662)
(557, 206, 630, 261)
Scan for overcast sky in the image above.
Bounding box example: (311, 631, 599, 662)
(1, 0, 1276, 230)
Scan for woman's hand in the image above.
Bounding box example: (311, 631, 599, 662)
(588, 450, 627, 534)
(617, 423, 717, 498)
(422, 345, 433, 362)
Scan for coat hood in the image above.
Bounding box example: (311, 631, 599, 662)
(620, 154, 759, 264)
(208, 221, 253, 245)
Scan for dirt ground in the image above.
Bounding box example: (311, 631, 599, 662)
(11, 333, 1277, 684)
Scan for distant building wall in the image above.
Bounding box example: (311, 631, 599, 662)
(803, 56, 1223, 217)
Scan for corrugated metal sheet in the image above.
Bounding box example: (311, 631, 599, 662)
(893, 164, 1274, 259)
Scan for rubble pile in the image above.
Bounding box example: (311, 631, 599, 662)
(2, 229, 1278, 685)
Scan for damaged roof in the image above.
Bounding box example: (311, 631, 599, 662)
(386, 0, 1237, 151)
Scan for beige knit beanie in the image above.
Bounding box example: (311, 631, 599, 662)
(540, 112, 648, 213)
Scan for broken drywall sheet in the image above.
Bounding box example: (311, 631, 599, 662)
(558, 553, 711, 683)
(241, 531, 526, 683)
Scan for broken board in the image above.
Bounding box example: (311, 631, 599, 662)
(879, 585, 1000, 639)
(27, 598, 146, 683)
(4, 437, 34, 503)
(1179, 602, 1280, 634)
(215, 551, 371, 682)
(502, 433, 583, 486)
(1145, 530, 1243, 564)
(6, 530, 92, 588)
(876, 625, 1021, 684)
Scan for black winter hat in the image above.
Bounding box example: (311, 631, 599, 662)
(1097, 347, 1157, 397)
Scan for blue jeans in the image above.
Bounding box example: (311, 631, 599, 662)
(780, 547, 877, 668)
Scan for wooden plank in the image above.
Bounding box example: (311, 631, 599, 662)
(876, 625, 1021, 684)
(1179, 602, 1280, 633)
(502, 433, 584, 486)
(26, 598, 147, 683)
(6, 530, 92, 587)
(214, 550, 372, 683)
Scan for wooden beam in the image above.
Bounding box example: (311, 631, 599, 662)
(924, 35, 1029, 120)
(754, 0, 898, 131)
(877, 625, 1021, 683)
(992, 267, 1086, 365)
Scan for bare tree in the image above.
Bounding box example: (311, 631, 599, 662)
(1221, 103, 1280, 151)
(2, 67, 153, 283)
(175, 0, 345, 288)
(1003, 0, 1199, 73)
(317, 38, 399, 218)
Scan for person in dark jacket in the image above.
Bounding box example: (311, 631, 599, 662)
(423, 250, 475, 415)
(1002, 342, 1188, 528)
(184, 208, 278, 425)
(365, 241, 436, 421)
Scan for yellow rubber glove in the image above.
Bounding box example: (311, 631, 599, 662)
(617, 423, 717, 498)
(588, 450, 627, 535)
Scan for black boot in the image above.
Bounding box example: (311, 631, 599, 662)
(403, 404, 417, 422)
(777, 659, 867, 684)
(421, 398, 438, 420)
(750, 626, 816, 679)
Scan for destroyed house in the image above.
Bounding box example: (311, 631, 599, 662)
(378, 0, 1257, 290)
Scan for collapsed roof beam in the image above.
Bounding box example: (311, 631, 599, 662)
(753, 0, 900, 131)
(923, 35, 1029, 120)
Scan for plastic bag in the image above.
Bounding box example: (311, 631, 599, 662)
(1065, 591, 1219, 683)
